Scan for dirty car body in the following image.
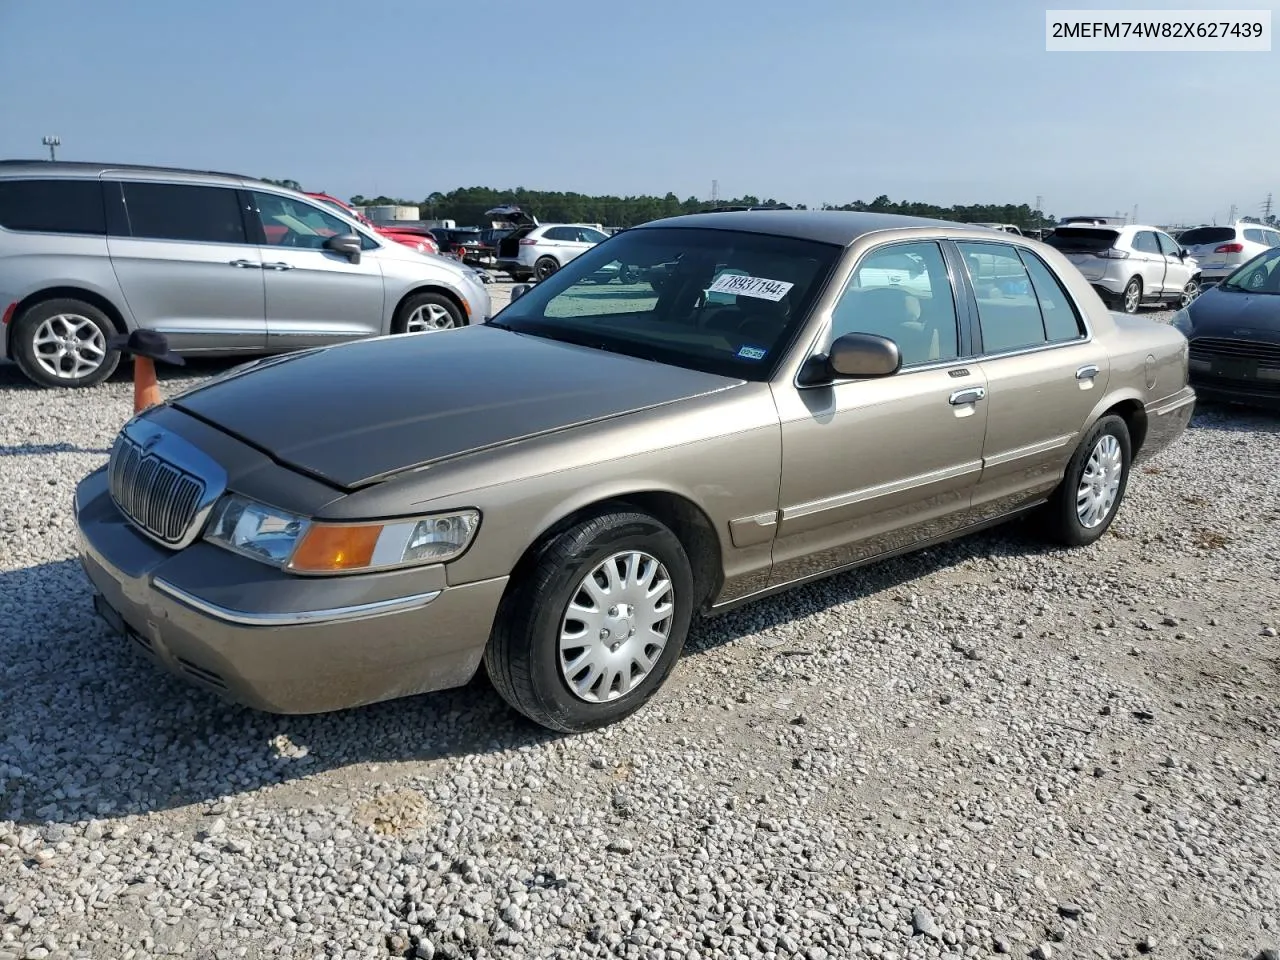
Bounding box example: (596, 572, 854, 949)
(74, 212, 1195, 732)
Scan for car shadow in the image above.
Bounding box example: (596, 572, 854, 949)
(0, 520, 1056, 828)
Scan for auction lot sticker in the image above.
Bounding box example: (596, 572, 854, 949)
(708, 274, 795, 301)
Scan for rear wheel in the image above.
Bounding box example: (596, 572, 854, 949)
(1119, 277, 1142, 313)
(534, 256, 559, 281)
(484, 510, 695, 733)
(1040, 415, 1131, 547)
(393, 291, 464, 334)
(12, 298, 120, 389)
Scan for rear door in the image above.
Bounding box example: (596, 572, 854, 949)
(105, 178, 266, 353)
(1130, 230, 1168, 295)
(245, 190, 386, 350)
(955, 240, 1109, 519)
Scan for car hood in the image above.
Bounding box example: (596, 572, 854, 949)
(1187, 286, 1280, 341)
(169, 326, 742, 489)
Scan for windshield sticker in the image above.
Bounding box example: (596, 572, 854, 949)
(736, 345, 768, 360)
(708, 273, 795, 302)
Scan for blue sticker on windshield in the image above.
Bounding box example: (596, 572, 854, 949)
(737, 345, 767, 360)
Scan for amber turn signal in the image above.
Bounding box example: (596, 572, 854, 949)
(288, 524, 383, 572)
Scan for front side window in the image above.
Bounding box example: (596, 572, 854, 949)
(251, 192, 371, 249)
(957, 241, 1047, 354)
(120, 182, 247, 244)
(830, 241, 959, 366)
(493, 226, 841, 381)
(0, 178, 106, 235)
(1155, 233, 1182, 256)
(579, 228, 609, 243)
(1244, 228, 1267, 244)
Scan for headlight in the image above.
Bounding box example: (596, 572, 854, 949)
(205, 496, 480, 574)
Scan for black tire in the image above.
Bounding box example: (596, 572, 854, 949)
(619, 265, 638, 284)
(392, 291, 465, 334)
(12, 298, 120, 389)
(484, 510, 695, 733)
(534, 257, 559, 281)
(1040, 415, 1132, 547)
(1118, 277, 1142, 314)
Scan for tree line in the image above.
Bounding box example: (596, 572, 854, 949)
(268, 179, 1054, 229)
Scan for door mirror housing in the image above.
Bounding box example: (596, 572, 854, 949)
(1179, 248, 1191, 258)
(801, 332, 902, 384)
(324, 233, 363, 263)
(510, 282, 535, 302)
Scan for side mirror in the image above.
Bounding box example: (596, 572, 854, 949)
(510, 283, 534, 302)
(1179, 248, 1191, 258)
(324, 233, 363, 264)
(802, 333, 902, 384)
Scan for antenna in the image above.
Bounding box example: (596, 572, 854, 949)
(1228, 203, 1237, 223)
(1132, 204, 1138, 225)
(1263, 192, 1274, 220)
(711, 180, 719, 208)
(41, 135, 60, 161)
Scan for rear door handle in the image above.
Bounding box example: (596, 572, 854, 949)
(1076, 364, 1100, 380)
(262, 262, 295, 271)
(949, 387, 986, 405)
(229, 259, 260, 269)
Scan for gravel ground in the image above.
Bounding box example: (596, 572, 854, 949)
(2, 298, 1278, 960)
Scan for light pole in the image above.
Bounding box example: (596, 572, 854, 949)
(41, 136, 60, 161)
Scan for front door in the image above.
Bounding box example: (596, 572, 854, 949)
(770, 239, 988, 585)
(247, 190, 386, 351)
(1131, 230, 1169, 296)
(1156, 231, 1192, 297)
(105, 179, 266, 353)
(953, 240, 1111, 519)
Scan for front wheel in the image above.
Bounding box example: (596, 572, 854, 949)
(534, 257, 559, 281)
(1040, 415, 1132, 547)
(1179, 278, 1200, 308)
(484, 511, 695, 733)
(393, 291, 464, 334)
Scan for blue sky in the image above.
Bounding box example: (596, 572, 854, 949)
(0, 0, 1273, 224)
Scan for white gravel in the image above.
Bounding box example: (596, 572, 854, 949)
(2, 298, 1279, 960)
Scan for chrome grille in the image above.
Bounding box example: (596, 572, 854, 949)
(1188, 337, 1280, 368)
(108, 435, 206, 546)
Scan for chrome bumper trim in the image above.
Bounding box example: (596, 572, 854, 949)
(151, 579, 442, 627)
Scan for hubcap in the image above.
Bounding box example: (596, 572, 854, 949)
(1181, 281, 1200, 307)
(558, 550, 675, 703)
(1124, 284, 1140, 312)
(404, 303, 455, 332)
(31, 314, 107, 380)
(1076, 434, 1123, 529)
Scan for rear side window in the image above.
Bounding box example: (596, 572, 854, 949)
(1017, 249, 1084, 342)
(543, 226, 576, 241)
(1132, 232, 1160, 254)
(120, 182, 248, 244)
(958, 242, 1047, 354)
(0, 179, 106, 235)
(1244, 228, 1267, 244)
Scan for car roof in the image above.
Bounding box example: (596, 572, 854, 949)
(0, 159, 258, 186)
(634, 210, 995, 247)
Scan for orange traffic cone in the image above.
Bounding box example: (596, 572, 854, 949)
(106, 330, 184, 415)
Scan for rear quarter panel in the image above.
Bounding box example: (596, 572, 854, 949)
(317, 385, 785, 605)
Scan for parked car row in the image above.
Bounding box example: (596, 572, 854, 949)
(0, 162, 491, 387)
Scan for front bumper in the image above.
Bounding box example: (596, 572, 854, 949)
(1187, 374, 1280, 411)
(74, 466, 508, 714)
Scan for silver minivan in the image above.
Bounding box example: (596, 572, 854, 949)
(0, 162, 491, 388)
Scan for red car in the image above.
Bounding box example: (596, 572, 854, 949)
(305, 192, 440, 256)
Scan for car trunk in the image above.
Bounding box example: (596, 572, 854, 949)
(1044, 227, 1121, 281)
(486, 205, 538, 258)
(1178, 227, 1242, 276)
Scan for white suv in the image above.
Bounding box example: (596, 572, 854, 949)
(1044, 223, 1201, 313)
(1178, 221, 1280, 288)
(487, 206, 609, 281)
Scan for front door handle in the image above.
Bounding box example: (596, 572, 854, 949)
(262, 262, 295, 271)
(229, 259, 260, 269)
(949, 387, 986, 406)
(1076, 364, 1100, 380)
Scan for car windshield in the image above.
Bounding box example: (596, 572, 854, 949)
(1220, 249, 1280, 294)
(1178, 226, 1236, 246)
(492, 226, 842, 380)
(1043, 227, 1119, 254)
